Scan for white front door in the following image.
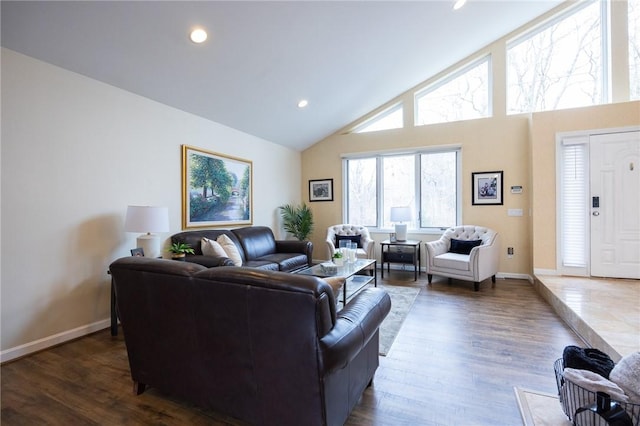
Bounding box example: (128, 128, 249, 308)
(590, 131, 640, 279)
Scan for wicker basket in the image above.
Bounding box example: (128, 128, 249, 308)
(554, 358, 640, 426)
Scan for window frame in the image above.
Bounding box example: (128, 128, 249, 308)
(350, 102, 404, 134)
(414, 55, 492, 126)
(506, 0, 609, 115)
(342, 147, 461, 234)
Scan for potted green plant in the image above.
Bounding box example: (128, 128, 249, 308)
(279, 203, 314, 241)
(332, 250, 344, 266)
(168, 242, 195, 261)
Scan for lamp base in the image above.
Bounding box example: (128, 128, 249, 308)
(137, 233, 161, 258)
(394, 223, 407, 241)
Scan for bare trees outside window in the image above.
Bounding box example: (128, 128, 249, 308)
(415, 57, 490, 126)
(346, 149, 459, 230)
(507, 2, 603, 114)
(630, 0, 639, 101)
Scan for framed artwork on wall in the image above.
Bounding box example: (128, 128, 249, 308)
(309, 178, 333, 202)
(472, 171, 503, 205)
(182, 145, 253, 228)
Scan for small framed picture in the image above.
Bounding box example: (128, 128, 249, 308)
(309, 178, 333, 202)
(389, 233, 397, 243)
(472, 171, 503, 205)
(130, 247, 145, 257)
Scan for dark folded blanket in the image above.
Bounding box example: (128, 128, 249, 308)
(563, 345, 615, 378)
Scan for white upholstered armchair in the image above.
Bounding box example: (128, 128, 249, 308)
(425, 225, 500, 291)
(326, 224, 375, 261)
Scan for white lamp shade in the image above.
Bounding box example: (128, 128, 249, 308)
(390, 206, 412, 223)
(124, 206, 169, 258)
(124, 206, 170, 233)
(390, 206, 411, 241)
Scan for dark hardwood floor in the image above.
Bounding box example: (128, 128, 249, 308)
(1, 273, 583, 425)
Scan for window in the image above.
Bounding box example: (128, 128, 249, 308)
(415, 57, 490, 126)
(630, 0, 639, 100)
(345, 149, 460, 230)
(557, 137, 589, 274)
(507, 2, 604, 114)
(352, 103, 403, 133)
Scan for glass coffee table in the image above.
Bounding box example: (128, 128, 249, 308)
(296, 259, 377, 305)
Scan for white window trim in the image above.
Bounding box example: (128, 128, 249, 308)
(342, 145, 461, 234)
(507, 0, 609, 114)
(555, 125, 639, 276)
(350, 102, 403, 134)
(414, 54, 491, 126)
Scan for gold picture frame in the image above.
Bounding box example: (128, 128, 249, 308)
(181, 145, 253, 229)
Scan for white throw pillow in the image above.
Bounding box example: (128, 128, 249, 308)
(201, 237, 227, 258)
(610, 351, 640, 403)
(216, 234, 243, 266)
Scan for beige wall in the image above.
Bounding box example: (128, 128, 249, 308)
(303, 114, 534, 276)
(530, 101, 640, 272)
(304, 101, 640, 278)
(1, 49, 301, 361)
(302, 1, 639, 278)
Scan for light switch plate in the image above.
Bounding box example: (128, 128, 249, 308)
(508, 209, 523, 216)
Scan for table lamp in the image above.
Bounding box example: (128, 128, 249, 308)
(124, 206, 170, 258)
(390, 206, 412, 241)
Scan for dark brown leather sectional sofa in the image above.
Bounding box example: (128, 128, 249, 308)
(171, 226, 312, 271)
(109, 256, 391, 426)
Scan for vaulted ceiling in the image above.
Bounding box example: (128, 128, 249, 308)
(1, 1, 562, 150)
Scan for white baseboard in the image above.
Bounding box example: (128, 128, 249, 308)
(533, 268, 558, 276)
(496, 272, 534, 282)
(1, 318, 111, 363)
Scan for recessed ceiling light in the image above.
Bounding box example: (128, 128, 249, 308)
(453, 0, 467, 10)
(190, 28, 208, 44)
(297, 99, 309, 108)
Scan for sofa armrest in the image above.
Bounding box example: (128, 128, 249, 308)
(469, 235, 500, 281)
(361, 235, 375, 258)
(319, 287, 391, 373)
(426, 239, 449, 260)
(185, 255, 234, 268)
(275, 240, 314, 266)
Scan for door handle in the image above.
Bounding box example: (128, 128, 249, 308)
(592, 211, 600, 216)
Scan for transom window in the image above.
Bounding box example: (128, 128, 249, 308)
(415, 57, 490, 126)
(629, 0, 639, 101)
(345, 148, 460, 231)
(352, 103, 403, 133)
(507, 1, 604, 114)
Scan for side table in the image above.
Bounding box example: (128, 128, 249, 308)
(380, 239, 422, 281)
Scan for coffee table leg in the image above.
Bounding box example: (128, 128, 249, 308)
(374, 261, 377, 287)
(343, 281, 347, 306)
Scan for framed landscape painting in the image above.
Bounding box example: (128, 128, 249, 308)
(182, 145, 253, 228)
(472, 171, 503, 205)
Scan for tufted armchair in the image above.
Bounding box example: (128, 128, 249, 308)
(425, 225, 500, 291)
(326, 224, 375, 261)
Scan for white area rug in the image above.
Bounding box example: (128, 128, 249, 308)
(514, 387, 571, 426)
(378, 284, 419, 356)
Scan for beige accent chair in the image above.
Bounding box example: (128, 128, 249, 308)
(425, 225, 499, 291)
(326, 224, 375, 261)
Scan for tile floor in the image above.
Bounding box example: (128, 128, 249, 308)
(534, 274, 640, 362)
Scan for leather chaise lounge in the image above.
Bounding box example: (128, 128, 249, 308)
(109, 256, 391, 426)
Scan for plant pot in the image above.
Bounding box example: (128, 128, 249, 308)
(333, 257, 343, 266)
(171, 254, 186, 261)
